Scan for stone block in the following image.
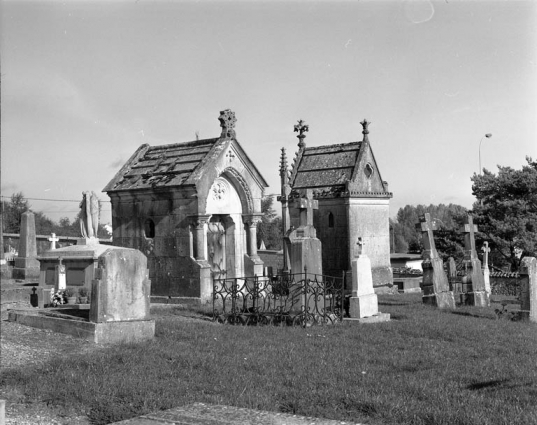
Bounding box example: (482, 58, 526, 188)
(422, 291, 455, 309)
(344, 312, 390, 324)
(349, 293, 378, 318)
(467, 291, 489, 307)
(89, 248, 151, 323)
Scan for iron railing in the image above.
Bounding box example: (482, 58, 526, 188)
(213, 268, 345, 327)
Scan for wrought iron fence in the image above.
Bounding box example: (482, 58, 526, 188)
(213, 268, 345, 327)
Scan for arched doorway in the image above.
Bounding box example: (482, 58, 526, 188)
(206, 176, 245, 279)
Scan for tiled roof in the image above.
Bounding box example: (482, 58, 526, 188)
(291, 142, 361, 194)
(105, 138, 219, 191)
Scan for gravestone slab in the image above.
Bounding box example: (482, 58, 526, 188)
(460, 215, 488, 307)
(482, 241, 491, 298)
(13, 212, 40, 280)
(519, 256, 537, 323)
(416, 213, 455, 309)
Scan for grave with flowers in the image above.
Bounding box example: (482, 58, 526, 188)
(7, 192, 155, 343)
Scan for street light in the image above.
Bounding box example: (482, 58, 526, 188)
(479, 133, 492, 175)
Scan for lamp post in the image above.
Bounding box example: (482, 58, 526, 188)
(479, 133, 492, 175)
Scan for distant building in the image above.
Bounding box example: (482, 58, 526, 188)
(103, 110, 268, 302)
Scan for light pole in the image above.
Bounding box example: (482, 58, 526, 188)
(479, 133, 492, 175)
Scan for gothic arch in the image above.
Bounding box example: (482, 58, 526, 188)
(220, 167, 254, 214)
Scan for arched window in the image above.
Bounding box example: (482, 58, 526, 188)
(328, 212, 334, 228)
(144, 218, 155, 238)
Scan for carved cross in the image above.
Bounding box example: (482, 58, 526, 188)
(360, 119, 370, 142)
(226, 150, 235, 163)
(294, 119, 309, 149)
(48, 233, 59, 250)
(415, 213, 438, 259)
(295, 189, 318, 227)
(461, 215, 479, 260)
(481, 241, 491, 268)
(218, 109, 237, 138)
(357, 236, 365, 256)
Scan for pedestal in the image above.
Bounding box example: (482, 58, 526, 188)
(349, 293, 378, 318)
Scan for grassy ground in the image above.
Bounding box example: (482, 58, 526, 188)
(2, 293, 537, 425)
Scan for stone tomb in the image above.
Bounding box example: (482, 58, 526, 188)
(9, 241, 154, 344)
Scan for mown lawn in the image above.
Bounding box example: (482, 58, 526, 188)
(2, 293, 537, 425)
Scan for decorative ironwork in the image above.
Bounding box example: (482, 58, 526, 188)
(213, 268, 345, 327)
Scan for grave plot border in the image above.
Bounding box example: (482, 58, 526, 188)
(213, 269, 345, 327)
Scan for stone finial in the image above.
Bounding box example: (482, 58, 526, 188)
(280, 148, 288, 181)
(219, 109, 237, 138)
(294, 119, 309, 149)
(357, 237, 365, 256)
(360, 119, 370, 143)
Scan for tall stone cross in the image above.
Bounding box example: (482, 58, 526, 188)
(48, 233, 59, 250)
(415, 213, 438, 260)
(481, 241, 491, 269)
(461, 215, 479, 260)
(295, 189, 318, 227)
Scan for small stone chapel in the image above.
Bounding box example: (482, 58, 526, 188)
(280, 119, 393, 288)
(103, 110, 267, 302)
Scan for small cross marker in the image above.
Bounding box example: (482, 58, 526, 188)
(481, 241, 491, 268)
(357, 237, 366, 256)
(48, 233, 60, 250)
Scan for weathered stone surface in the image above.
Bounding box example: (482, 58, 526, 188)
(89, 248, 151, 323)
(13, 212, 40, 280)
(519, 257, 537, 323)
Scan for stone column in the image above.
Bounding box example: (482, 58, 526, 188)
(13, 211, 40, 280)
(243, 214, 263, 259)
(191, 215, 211, 261)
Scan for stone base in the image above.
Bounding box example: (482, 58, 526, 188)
(344, 312, 391, 325)
(8, 308, 155, 344)
(12, 266, 40, 280)
(349, 293, 378, 318)
(467, 291, 489, 307)
(422, 291, 455, 309)
(77, 237, 100, 246)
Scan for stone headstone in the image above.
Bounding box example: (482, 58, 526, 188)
(349, 237, 378, 318)
(13, 211, 40, 280)
(54, 262, 66, 292)
(481, 241, 491, 298)
(460, 215, 488, 307)
(519, 257, 537, 323)
(416, 213, 455, 308)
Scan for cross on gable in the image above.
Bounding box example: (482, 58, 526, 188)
(415, 213, 438, 259)
(48, 233, 59, 250)
(481, 241, 491, 267)
(218, 109, 237, 138)
(461, 215, 478, 259)
(294, 189, 318, 227)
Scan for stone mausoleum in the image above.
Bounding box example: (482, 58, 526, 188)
(282, 119, 393, 288)
(103, 110, 268, 302)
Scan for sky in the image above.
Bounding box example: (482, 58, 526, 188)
(2, 0, 536, 226)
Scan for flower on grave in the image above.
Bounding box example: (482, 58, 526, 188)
(50, 290, 66, 307)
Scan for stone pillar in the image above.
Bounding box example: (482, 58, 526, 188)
(519, 257, 537, 323)
(481, 241, 491, 299)
(191, 215, 210, 261)
(13, 211, 40, 280)
(243, 214, 263, 259)
(349, 237, 379, 318)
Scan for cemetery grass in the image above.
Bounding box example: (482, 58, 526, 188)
(2, 295, 537, 425)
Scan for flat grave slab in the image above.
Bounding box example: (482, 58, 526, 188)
(111, 402, 361, 425)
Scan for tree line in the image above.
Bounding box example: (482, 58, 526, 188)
(1, 192, 108, 239)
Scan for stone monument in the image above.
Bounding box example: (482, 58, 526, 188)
(285, 189, 322, 278)
(519, 256, 537, 323)
(460, 215, 488, 307)
(12, 211, 40, 280)
(481, 241, 491, 300)
(416, 213, 455, 309)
